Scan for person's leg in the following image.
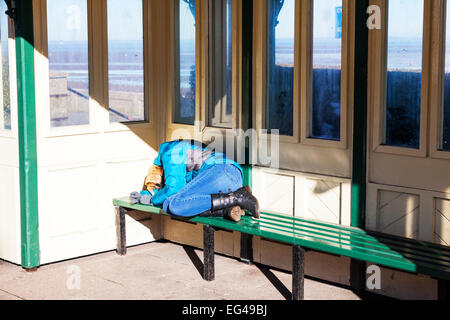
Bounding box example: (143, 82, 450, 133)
(164, 164, 242, 217)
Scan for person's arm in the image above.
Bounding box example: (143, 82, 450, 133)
(151, 145, 187, 206)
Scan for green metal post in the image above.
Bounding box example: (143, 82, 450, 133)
(350, 0, 369, 293)
(351, 0, 369, 229)
(15, 0, 40, 269)
(242, 0, 253, 188)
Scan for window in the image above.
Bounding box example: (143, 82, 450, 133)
(267, 0, 295, 136)
(174, 0, 196, 125)
(443, 1, 450, 151)
(1, 2, 11, 130)
(47, 0, 89, 128)
(208, 0, 233, 129)
(385, 0, 424, 149)
(108, 0, 145, 123)
(311, 0, 342, 141)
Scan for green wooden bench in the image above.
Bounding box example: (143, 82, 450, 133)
(113, 197, 450, 300)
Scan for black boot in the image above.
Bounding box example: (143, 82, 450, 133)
(199, 206, 245, 222)
(211, 186, 260, 219)
(198, 208, 229, 218)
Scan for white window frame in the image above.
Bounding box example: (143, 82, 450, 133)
(33, 0, 154, 139)
(369, 0, 431, 158)
(0, 8, 16, 138)
(254, 0, 354, 150)
(167, 0, 242, 141)
(430, 0, 450, 160)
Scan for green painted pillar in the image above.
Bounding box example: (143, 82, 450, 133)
(351, 0, 369, 229)
(242, 0, 253, 188)
(14, 0, 40, 269)
(350, 2, 369, 292)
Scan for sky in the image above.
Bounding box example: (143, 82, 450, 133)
(47, 0, 143, 42)
(277, 0, 344, 40)
(388, 0, 424, 40)
(46, 0, 430, 42)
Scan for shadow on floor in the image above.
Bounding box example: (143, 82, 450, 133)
(255, 264, 292, 300)
(179, 243, 395, 301)
(183, 245, 204, 278)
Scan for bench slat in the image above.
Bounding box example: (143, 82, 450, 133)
(244, 218, 450, 268)
(251, 215, 450, 264)
(112, 197, 450, 280)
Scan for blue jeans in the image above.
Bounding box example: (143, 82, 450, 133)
(163, 164, 243, 217)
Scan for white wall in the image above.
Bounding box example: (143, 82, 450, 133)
(0, 31, 21, 264)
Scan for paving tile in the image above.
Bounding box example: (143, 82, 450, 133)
(0, 242, 363, 300)
(0, 289, 22, 300)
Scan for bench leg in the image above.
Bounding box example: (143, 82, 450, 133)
(203, 225, 215, 281)
(350, 259, 366, 294)
(438, 279, 450, 301)
(115, 206, 127, 256)
(292, 245, 305, 300)
(240, 233, 253, 264)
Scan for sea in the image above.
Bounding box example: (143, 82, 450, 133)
(48, 39, 441, 93)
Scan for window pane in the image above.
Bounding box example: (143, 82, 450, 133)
(443, 2, 450, 151)
(311, 0, 342, 141)
(1, 1, 11, 130)
(208, 0, 233, 129)
(108, 0, 144, 123)
(48, 0, 89, 127)
(267, 0, 294, 136)
(385, 0, 423, 149)
(174, 0, 196, 125)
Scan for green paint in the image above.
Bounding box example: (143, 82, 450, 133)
(15, 0, 40, 268)
(351, 0, 369, 228)
(113, 197, 450, 281)
(241, 0, 253, 189)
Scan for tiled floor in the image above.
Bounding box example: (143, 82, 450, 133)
(0, 241, 376, 300)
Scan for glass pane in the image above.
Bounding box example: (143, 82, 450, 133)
(385, 0, 423, 149)
(311, 0, 342, 141)
(48, 0, 89, 127)
(174, 0, 196, 125)
(208, 0, 233, 129)
(267, 0, 295, 136)
(443, 2, 450, 151)
(1, 1, 11, 130)
(108, 0, 144, 123)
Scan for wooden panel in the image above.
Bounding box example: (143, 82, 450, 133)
(253, 167, 350, 225)
(43, 165, 104, 238)
(377, 190, 420, 240)
(366, 264, 437, 300)
(258, 172, 295, 215)
(38, 160, 164, 264)
(304, 178, 341, 224)
(0, 166, 20, 263)
(435, 198, 450, 246)
(254, 237, 351, 286)
(163, 216, 203, 249)
(163, 216, 240, 258)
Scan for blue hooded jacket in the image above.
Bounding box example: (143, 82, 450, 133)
(151, 140, 243, 206)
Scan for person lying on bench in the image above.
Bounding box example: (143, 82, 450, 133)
(130, 139, 260, 220)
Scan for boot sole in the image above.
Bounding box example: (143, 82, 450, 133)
(243, 185, 261, 219)
(228, 206, 244, 222)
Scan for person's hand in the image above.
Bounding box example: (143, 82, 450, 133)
(130, 191, 153, 205)
(129, 191, 141, 204)
(139, 191, 153, 205)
